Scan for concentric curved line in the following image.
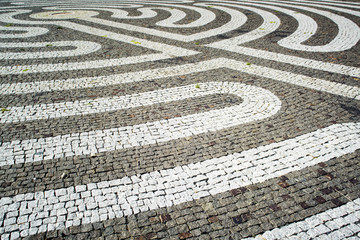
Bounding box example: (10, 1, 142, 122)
(205, 0, 318, 52)
(43, 6, 157, 19)
(0, 10, 199, 74)
(2, 58, 359, 98)
(45, 5, 246, 42)
(154, 6, 216, 28)
(0, 41, 101, 59)
(0, 81, 281, 165)
(0, 122, 359, 238)
(196, 2, 281, 46)
(0, 25, 48, 38)
(276, 0, 360, 17)
(246, 0, 360, 52)
(308, 0, 360, 8)
(0, 81, 280, 123)
(45, 5, 216, 28)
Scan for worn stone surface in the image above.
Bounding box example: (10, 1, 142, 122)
(0, 0, 360, 239)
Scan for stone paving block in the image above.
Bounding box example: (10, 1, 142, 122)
(0, 0, 360, 239)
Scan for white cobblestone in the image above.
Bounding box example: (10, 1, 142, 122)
(1, 123, 360, 238)
(247, 199, 360, 239)
(0, 81, 281, 165)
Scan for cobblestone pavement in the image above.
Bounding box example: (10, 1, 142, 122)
(0, 0, 360, 239)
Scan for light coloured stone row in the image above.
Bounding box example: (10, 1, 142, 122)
(2, 58, 359, 98)
(280, 0, 360, 17)
(0, 122, 359, 239)
(209, 45, 360, 78)
(154, 5, 216, 28)
(286, 0, 360, 10)
(0, 9, 199, 74)
(0, 53, 172, 75)
(45, 5, 216, 28)
(0, 60, 218, 94)
(206, 0, 360, 52)
(0, 81, 281, 165)
(0, 26, 48, 38)
(80, 5, 246, 42)
(259, 0, 360, 52)
(0, 41, 101, 59)
(37, 4, 246, 42)
(195, 2, 281, 45)
(244, 198, 360, 240)
(0, 81, 280, 123)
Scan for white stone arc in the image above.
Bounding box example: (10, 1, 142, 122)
(36, 5, 246, 42)
(195, 2, 281, 45)
(244, 198, 360, 240)
(0, 122, 359, 238)
(0, 53, 174, 75)
(314, 0, 360, 7)
(206, 45, 360, 78)
(0, 59, 220, 95)
(0, 26, 48, 38)
(44, 5, 216, 28)
(0, 10, 199, 73)
(1, 58, 359, 99)
(205, 0, 351, 52)
(284, 0, 360, 10)
(0, 41, 101, 59)
(0, 81, 281, 166)
(0, 81, 280, 123)
(246, 0, 360, 52)
(293, 1, 360, 18)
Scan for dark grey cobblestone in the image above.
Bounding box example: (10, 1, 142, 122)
(20, 152, 360, 239)
(1, 0, 360, 239)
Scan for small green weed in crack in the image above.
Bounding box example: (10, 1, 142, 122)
(5, 23, 13, 27)
(246, 62, 251, 66)
(1, 108, 10, 113)
(131, 40, 141, 44)
(195, 83, 200, 88)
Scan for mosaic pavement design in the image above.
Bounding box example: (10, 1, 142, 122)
(0, 0, 360, 239)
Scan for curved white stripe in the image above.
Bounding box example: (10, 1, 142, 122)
(0, 123, 359, 238)
(0, 11, 198, 75)
(0, 26, 48, 38)
(245, 199, 360, 239)
(46, 5, 216, 28)
(112, 7, 157, 19)
(0, 82, 281, 165)
(43, 6, 158, 19)
(0, 60, 219, 94)
(183, 5, 246, 41)
(0, 10, 199, 56)
(0, 53, 172, 75)
(1, 58, 359, 99)
(304, 0, 360, 8)
(155, 7, 216, 28)
(75, 6, 244, 42)
(0, 41, 101, 59)
(250, 0, 360, 52)
(205, 0, 318, 51)
(197, 2, 281, 46)
(278, 0, 360, 17)
(0, 81, 281, 123)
